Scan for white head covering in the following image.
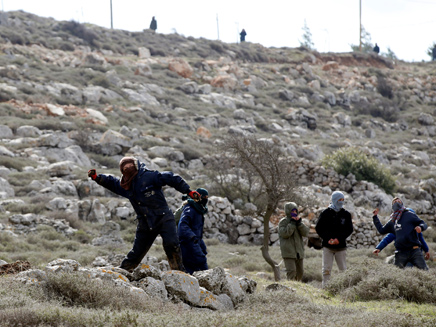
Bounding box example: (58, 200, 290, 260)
(328, 191, 345, 212)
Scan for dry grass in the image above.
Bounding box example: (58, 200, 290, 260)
(0, 229, 436, 326)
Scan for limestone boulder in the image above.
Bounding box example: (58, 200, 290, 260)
(168, 58, 193, 78)
(134, 277, 168, 300)
(193, 267, 246, 305)
(161, 270, 201, 306)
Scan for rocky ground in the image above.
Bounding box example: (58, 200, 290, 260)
(0, 10, 436, 253)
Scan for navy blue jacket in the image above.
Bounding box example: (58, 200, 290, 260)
(376, 232, 429, 253)
(373, 210, 427, 251)
(96, 161, 190, 230)
(178, 202, 207, 266)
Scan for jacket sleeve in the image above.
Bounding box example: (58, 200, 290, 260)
(199, 239, 207, 255)
(96, 174, 130, 198)
(413, 214, 428, 232)
(297, 220, 310, 237)
(373, 215, 394, 235)
(278, 218, 297, 239)
(178, 206, 196, 241)
(418, 233, 429, 253)
(156, 171, 191, 194)
(315, 210, 329, 240)
(376, 233, 395, 250)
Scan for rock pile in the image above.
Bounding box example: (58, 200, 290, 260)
(11, 258, 256, 311)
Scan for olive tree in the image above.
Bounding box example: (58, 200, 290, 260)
(221, 135, 300, 281)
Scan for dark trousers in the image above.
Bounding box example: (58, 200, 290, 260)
(120, 217, 185, 272)
(394, 248, 428, 270)
(284, 258, 304, 281)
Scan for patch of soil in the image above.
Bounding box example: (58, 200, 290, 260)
(317, 52, 394, 69)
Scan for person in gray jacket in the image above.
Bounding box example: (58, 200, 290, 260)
(278, 202, 309, 281)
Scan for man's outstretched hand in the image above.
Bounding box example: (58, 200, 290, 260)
(88, 169, 97, 180)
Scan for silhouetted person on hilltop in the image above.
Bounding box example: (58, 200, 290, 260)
(150, 16, 157, 32)
(373, 43, 380, 54)
(432, 44, 436, 61)
(240, 29, 247, 42)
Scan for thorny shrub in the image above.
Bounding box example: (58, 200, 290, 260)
(326, 258, 436, 303)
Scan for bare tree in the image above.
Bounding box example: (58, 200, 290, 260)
(223, 135, 299, 281)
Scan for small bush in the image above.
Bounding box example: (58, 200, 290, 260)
(327, 258, 436, 303)
(354, 98, 400, 122)
(210, 42, 225, 54)
(61, 21, 99, 46)
(59, 42, 75, 51)
(377, 75, 394, 99)
(89, 75, 111, 88)
(0, 157, 32, 172)
(149, 47, 166, 57)
(321, 147, 396, 194)
(0, 308, 44, 327)
(42, 272, 153, 310)
(72, 230, 92, 244)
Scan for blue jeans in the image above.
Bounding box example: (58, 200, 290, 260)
(394, 248, 428, 270)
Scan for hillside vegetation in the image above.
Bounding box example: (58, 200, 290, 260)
(0, 10, 435, 326)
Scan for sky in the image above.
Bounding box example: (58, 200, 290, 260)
(3, 0, 436, 62)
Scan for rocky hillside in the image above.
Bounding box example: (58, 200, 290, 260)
(1, 10, 436, 249)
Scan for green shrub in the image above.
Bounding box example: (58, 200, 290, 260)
(327, 258, 436, 303)
(0, 158, 34, 172)
(60, 21, 99, 46)
(377, 75, 394, 99)
(42, 272, 152, 310)
(59, 42, 75, 51)
(89, 75, 111, 88)
(321, 147, 396, 194)
(354, 97, 400, 122)
(72, 230, 92, 244)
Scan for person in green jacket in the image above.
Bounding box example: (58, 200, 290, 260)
(278, 202, 310, 281)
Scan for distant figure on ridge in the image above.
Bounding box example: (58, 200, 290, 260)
(240, 29, 247, 42)
(373, 43, 380, 54)
(432, 44, 436, 61)
(150, 16, 157, 32)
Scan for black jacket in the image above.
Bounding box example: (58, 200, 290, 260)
(315, 207, 353, 248)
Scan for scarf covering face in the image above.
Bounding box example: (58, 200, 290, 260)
(390, 199, 406, 223)
(284, 202, 298, 217)
(328, 191, 345, 212)
(189, 188, 208, 215)
(119, 157, 138, 190)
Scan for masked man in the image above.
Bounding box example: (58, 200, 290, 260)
(315, 191, 354, 288)
(88, 157, 200, 272)
(178, 188, 209, 274)
(372, 197, 428, 270)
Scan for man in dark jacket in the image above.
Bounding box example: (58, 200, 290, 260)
(372, 197, 428, 270)
(178, 188, 209, 274)
(150, 16, 157, 32)
(315, 191, 354, 288)
(240, 29, 247, 42)
(278, 202, 309, 281)
(373, 43, 380, 54)
(88, 157, 200, 272)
